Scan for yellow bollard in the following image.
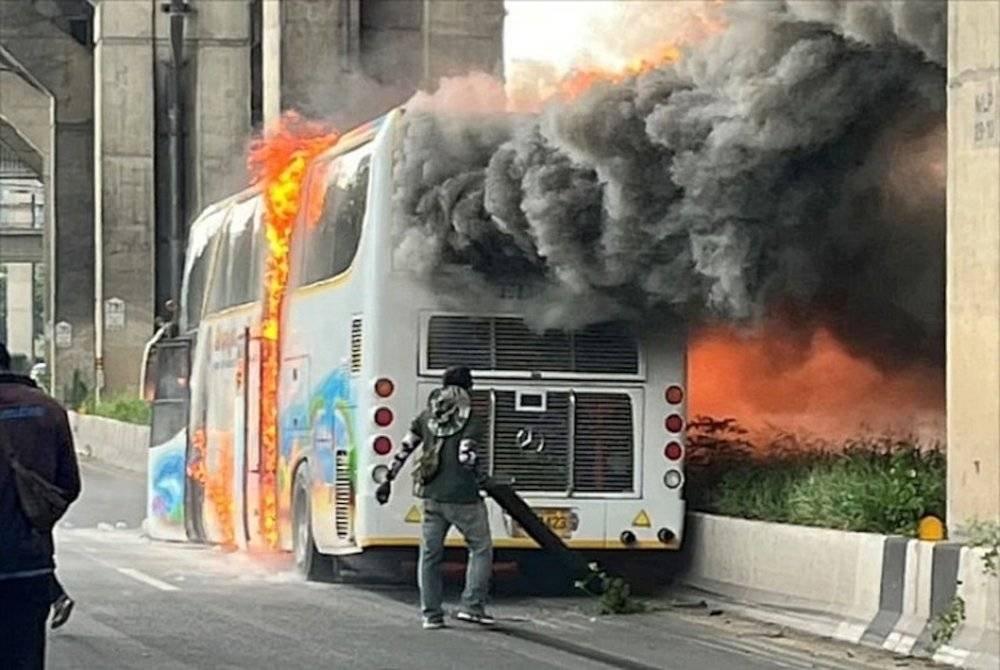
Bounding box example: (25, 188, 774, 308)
(918, 515, 946, 541)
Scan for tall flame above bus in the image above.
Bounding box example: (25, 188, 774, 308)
(249, 113, 339, 547)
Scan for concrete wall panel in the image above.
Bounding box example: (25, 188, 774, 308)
(193, 44, 252, 209)
(946, 0, 1000, 531)
(94, 1, 153, 41)
(361, 0, 422, 30)
(274, 0, 504, 125)
(97, 48, 156, 157)
(190, 0, 250, 42)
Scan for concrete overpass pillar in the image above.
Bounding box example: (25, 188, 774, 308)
(92, 0, 156, 395)
(3, 263, 34, 360)
(186, 0, 252, 208)
(90, 0, 250, 394)
(947, 0, 1000, 532)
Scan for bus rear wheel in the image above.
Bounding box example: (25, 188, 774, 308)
(292, 467, 334, 581)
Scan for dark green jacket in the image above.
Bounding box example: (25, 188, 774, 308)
(409, 411, 487, 504)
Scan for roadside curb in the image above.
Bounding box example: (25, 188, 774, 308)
(678, 513, 1000, 669)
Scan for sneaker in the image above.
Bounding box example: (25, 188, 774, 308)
(422, 617, 446, 630)
(51, 595, 75, 630)
(455, 610, 496, 626)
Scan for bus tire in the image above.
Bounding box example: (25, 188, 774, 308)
(292, 466, 334, 581)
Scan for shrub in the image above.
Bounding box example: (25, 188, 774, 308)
(84, 393, 152, 426)
(686, 417, 946, 537)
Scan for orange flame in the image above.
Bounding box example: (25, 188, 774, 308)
(249, 112, 340, 548)
(555, 43, 685, 101)
(187, 427, 236, 549)
(688, 324, 945, 445)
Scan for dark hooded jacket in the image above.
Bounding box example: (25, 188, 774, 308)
(0, 373, 80, 578)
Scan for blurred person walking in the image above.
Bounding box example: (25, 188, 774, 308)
(0, 342, 81, 669)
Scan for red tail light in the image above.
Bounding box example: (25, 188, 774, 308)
(375, 378, 395, 398)
(664, 441, 683, 460)
(665, 385, 684, 404)
(373, 436, 392, 455)
(374, 407, 394, 427)
(665, 414, 684, 433)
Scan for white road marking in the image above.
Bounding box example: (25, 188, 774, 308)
(115, 567, 180, 591)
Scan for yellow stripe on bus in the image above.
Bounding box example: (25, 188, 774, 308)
(357, 537, 680, 550)
(289, 267, 355, 298)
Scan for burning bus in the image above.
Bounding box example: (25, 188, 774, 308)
(144, 109, 687, 578)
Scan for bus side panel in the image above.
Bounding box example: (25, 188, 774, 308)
(278, 355, 358, 552)
(147, 428, 188, 541)
(146, 338, 193, 542)
(277, 353, 309, 550)
(242, 335, 262, 548)
(278, 130, 386, 554)
(190, 312, 256, 547)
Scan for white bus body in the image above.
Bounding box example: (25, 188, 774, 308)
(146, 110, 687, 570)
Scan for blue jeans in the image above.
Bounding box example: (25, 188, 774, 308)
(419, 499, 493, 620)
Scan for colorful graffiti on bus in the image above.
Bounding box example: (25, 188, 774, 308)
(149, 430, 186, 527)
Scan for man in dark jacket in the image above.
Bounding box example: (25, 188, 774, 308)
(376, 366, 494, 629)
(0, 342, 81, 669)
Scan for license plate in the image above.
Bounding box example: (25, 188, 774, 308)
(511, 508, 574, 539)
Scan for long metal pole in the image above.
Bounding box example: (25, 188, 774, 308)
(165, 0, 188, 318)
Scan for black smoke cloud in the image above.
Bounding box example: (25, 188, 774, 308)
(393, 0, 946, 367)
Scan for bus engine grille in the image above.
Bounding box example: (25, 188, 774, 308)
(334, 450, 353, 539)
(471, 390, 635, 494)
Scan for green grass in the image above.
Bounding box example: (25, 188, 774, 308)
(83, 393, 152, 426)
(686, 417, 946, 537)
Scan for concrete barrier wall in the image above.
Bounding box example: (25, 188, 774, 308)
(68, 411, 149, 474)
(682, 513, 885, 641)
(679, 513, 1000, 669)
(937, 547, 1000, 668)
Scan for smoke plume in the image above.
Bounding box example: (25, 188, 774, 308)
(393, 0, 946, 366)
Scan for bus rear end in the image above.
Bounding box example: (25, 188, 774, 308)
(355, 303, 686, 554)
(343, 109, 687, 558)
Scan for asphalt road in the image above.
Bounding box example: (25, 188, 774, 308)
(45, 461, 940, 670)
